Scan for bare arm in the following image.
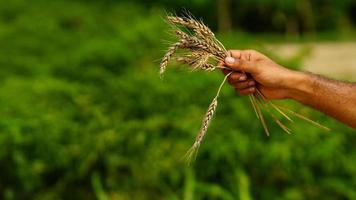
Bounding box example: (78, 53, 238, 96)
(287, 72, 356, 127)
(221, 49, 356, 128)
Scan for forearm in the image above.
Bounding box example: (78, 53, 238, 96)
(285, 71, 356, 128)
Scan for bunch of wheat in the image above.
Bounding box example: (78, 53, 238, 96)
(160, 14, 329, 163)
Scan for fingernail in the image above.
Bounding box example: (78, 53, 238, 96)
(239, 75, 246, 81)
(225, 57, 235, 64)
(249, 81, 255, 86)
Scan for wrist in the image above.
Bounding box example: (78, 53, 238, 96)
(284, 70, 314, 101)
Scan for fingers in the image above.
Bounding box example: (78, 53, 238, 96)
(236, 87, 256, 95)
(230, 77, 256, 96)
(222, 68, 230, 75)
(225, 49, 263, 73)
(229, 49, 265, 60)
(219, 61, 230, 75)
(224, 55, 255, 73)
(227, 50, 242, 59)
(227, 72, 247, 84)
(233, 79, 255, 89)
(227, 73, 257, 95)
(222, 50, 258, 96)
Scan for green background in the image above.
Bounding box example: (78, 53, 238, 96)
(0, 0, 355, 199)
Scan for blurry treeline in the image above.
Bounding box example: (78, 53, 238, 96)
(132, 0, 356, 34)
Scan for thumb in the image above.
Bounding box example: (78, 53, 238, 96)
(225, 56, 255, 73)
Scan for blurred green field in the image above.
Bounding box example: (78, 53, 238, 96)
(0, 0, 355, 200)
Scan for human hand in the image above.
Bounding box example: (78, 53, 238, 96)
(221, 50, 300, 100)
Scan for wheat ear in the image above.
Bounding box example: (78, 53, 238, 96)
(167, 16, 215, 38)
(160, 41, 186, 78)
(184, 72, 232, 164)
(168, 15, 227, 52)
(174, 30, 225, 59)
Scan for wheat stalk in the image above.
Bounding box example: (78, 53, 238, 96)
(160, 13, 329, 163)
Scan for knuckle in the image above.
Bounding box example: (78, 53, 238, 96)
(244, 49, 255, 54)
(238, 81, 249, 88)
(229, 50, 241, 58)
(242, 50, 260, 61)
(227, 78, 234, 84)
(231, 73, 240, 80)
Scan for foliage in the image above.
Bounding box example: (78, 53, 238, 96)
(0, 0, 355, 200)
(133, 0, 356, 33)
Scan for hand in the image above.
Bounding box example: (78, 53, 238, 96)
(222, 50, 356, 128)
(221, 49, 299, 100)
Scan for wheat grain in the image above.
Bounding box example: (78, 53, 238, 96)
(176, 52, 216, 71)
(197, 97, 218, 146)
(199, 63, 216, 71)
(168, 16, 215, 38)
(184, 97, 217, 163)
(174, 30, 225, 59)
(177, 58, 216, 71)
(160, 40, 188, 78)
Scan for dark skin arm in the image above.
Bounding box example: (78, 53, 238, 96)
(221, 50, 356, 128)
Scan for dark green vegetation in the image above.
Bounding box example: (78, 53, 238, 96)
(0, 0, 355, 199)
